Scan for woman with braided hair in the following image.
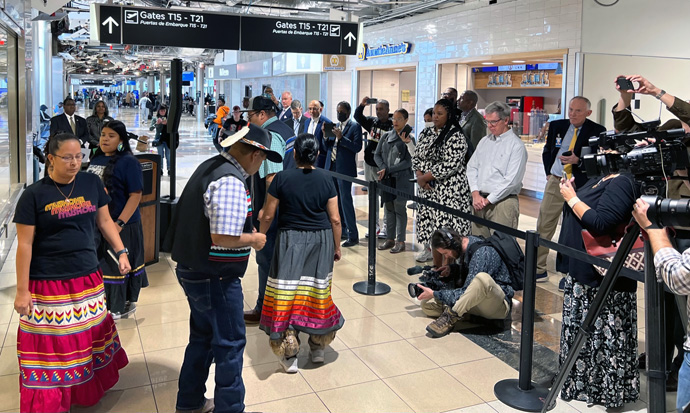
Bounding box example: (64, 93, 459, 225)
(411, 98, 472, 263)
(87, 120, 148, 319)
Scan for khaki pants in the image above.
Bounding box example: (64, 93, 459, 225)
(472, 196, 520, 238)
(535, 175, 565, 274)
(420, 272, 510, 320)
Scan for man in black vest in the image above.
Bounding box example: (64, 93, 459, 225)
(240, 96, 294, 324)
(167, 125, 281, 413)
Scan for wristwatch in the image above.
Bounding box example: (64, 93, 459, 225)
(116, 219, 126, 228)
(655, 89, 666, 100)
(115, 248, 129, 258)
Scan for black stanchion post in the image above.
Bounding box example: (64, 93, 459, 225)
(494, 230, 550, 411)
(353, 180, 391, 296)
(644, 240, 666, 412)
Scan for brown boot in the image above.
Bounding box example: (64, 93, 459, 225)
(426, 307, 460, 338)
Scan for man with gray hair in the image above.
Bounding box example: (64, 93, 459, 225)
(457, 90, 487, 149)
(466, 101, 527, 238)
(278, 91, 293, 122)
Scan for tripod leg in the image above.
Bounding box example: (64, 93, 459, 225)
(541, 225, 641, 412)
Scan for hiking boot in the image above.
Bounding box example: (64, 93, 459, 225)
(426, 308, 461, 338)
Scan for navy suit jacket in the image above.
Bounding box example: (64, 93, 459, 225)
(542, 118, 606, 189)
(50, 113, 91, 146)
(285, 116, 308, 135)
(325, 120, 363, 177)
(304, 116, 332, 168)
(278, 108, 293, 123)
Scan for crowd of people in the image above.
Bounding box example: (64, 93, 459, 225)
(15, 75, 690, 413)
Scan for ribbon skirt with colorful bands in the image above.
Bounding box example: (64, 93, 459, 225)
(260, 229, 344, 338)
(17, 270, 129, 413)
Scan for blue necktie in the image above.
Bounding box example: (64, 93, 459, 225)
(293, 118, 299, 136)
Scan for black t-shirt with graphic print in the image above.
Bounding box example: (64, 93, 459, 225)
(13, 172, 111, 280)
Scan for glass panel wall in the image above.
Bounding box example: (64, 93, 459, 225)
(0, 27, 9, 213)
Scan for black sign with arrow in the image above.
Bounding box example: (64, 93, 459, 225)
(98, 6, 122, 45)
(240, 16, 358, 55)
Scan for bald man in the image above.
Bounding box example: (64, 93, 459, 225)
(303, 99, 332, 168)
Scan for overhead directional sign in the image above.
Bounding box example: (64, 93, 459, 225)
(240, 16, 358, 55)
(90, 4, 359, 55)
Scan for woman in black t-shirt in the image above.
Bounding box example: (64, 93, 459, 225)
(88, 120, 148, 319)
(12, 133, 131, 413)
(258, 133, 344, 374)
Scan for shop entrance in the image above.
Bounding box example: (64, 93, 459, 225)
(357, 66, 418, 131)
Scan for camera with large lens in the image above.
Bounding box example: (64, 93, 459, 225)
(582, 121, 689, 195)
(641, 195, 690, 229)
(407, 266, 459, 298)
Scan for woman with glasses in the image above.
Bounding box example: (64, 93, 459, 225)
(411, 98, 472, 263)
(86, 100, 114, 149)
(87, 120, 147, 319)
(12, 132, 131, 413)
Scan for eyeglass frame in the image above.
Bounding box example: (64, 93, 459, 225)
(52, 153, 84, 163)
(486, 118, 506, 126)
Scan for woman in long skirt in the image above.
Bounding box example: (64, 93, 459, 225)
(13, 132, 131, 412)
(258, 133, 344, 373)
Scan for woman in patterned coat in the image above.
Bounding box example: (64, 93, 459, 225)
(412, 98, 472, 263)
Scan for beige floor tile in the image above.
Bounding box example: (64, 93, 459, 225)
(136, 283, 186, 306)
(3, 323, 16, 348)
(135, 299, 190, 327)
(330, 285, 349, 299)
(0, 288, 17, 306)
(548, 312, 563, 322)
(0, 345, 18, 376)
(333, 261, 367, 280)
(243, 290, 259, 309)
(113, 353, 151, 390)
(298, 334, 348, 354)
(378, 309, 434, 339)
(145, 261, 173, 273)
(0, 323, 8, 348)
(144, 269, 178, 287)
(333, 296, 374, 320)
(488, 399, 579, 412)
(444, 403, 497, 412)
(0, 373, 19, 411)
(117, 327, 144, 355)
(352, 340, 437, 379)
(244, 333, 283, 367)
(352, 291, 418, 316)
(243, 361, 313, 405)
(331, 277, 360, 296)
(114, 314, 139, 330)
(146, 345, 188, 384)
(407, 334, 493, 367)
(384, 369, 483, 412)
(241, 272, 260, 292)
(0, 304, 12, 325)
(297, 349, 378, 391)
(247, 393, 330, 413)
(152, 376, 215, 413)
(72, 385, 158, 413)
(337, 317, 402, 348)
(317, 380, 413, 413)
(139, 319, 190, 353)
(444, 358, 518, 402)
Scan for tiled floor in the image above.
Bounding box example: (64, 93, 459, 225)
(0, 105, 677, 412)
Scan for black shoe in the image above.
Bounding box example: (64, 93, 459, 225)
(342, 240, 359, 247)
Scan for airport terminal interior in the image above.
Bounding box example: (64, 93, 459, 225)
(0, 0, 689, 412)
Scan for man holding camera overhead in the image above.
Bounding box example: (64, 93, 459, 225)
(535, 96, 605, 286)
(416, 228, 513, 338)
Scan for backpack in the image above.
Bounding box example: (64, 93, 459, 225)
(467, 232, 524, 291)
(146, 99, 153, 110)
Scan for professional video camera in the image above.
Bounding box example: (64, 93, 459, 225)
(582, 120, 689, 195)
(406, 265, 460, 298)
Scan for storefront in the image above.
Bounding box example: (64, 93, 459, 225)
(357, 65, 418, 131)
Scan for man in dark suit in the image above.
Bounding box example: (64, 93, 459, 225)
(50, 98, 92, 146)
(325, 101, 363, 247)
(278, 91, 293, 122)
(303, 100, 331, 168)
(457, 90, 487, 149)
(536, 96, 606, 286)
(283, 100, 308, 170)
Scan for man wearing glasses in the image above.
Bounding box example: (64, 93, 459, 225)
(466, 101, 527, 238)
(50, 98, 92, 147)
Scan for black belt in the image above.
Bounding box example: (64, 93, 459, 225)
(480, 192, 517, 199)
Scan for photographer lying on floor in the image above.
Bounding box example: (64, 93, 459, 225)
(416, 228, 514, 338)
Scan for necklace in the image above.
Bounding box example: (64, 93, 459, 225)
(52, 176, 76, 203)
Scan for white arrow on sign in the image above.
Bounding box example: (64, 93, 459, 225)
(344, 32, 356, 47)
(102, 16, 119, 34)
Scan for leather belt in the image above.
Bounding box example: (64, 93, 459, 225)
(480, 192, 517, 199)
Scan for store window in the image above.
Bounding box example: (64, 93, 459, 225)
(0, 28, 9, 214)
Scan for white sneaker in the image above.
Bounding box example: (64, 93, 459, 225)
(311, 348, 325, 363)
(415, 248, 433, 262)
(279, 356, 299, 373)
(377, 228, 387, 239)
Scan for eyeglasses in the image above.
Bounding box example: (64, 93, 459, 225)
(486, 119, 505, 126)
(53, 153, 84, 163)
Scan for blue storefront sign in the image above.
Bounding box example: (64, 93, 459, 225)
(357, 42, 411, 61)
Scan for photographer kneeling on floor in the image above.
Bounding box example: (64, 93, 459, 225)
(417, 228, 514, 338)
(632, 199, 690, 413)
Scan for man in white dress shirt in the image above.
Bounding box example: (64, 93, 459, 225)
(466, 101, 527, 238)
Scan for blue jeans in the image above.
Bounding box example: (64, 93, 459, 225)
(157, 142, 170, 171)
(678, 351, 690, 412)
(254, 220, 277, 312)
(175, 266, 246, 413)
(337, 179, 358, 241)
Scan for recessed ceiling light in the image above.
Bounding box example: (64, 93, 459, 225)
(482, 62, 494, 65)
(512, 60, 525, 63)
